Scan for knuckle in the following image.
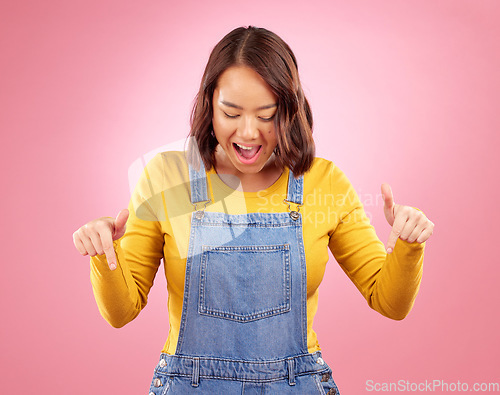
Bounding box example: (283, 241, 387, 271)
(74, 227, 85, 238)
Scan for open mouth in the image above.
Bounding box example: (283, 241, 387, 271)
(233, 143, 262, 164)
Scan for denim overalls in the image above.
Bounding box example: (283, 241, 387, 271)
(148, 162, 340, 394)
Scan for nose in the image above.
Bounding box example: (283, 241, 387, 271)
(238, 116, 259, 140)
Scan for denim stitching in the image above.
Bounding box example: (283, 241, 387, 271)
(191, 357, 200, 387)
(313, 373, 326, 394)
(153, 370, 331, 383)
(199, 244, 291, 322)
(153, 353, 330, 381)
(160, 377, 172, 395)
(202, 245, 290, 252)
(296, 217, 309, 352)
(175, 215, 199, 354)
(287, 357, 296, 386)
(158, 351, 321, 364)
(190, 212, 301, 226)
(188, 162, 209, 204)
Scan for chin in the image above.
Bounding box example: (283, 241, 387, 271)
(233, 162, 266, 175)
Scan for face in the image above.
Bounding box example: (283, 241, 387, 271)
(212, 65, 278, 176)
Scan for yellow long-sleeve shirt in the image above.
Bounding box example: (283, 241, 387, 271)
(90, 151, 424, 354)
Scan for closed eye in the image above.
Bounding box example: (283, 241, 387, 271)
(223, 111, 275, 122)
(259, 115, 275, 122)
(223, 111, 239, 119)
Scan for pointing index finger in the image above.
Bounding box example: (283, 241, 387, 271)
(100, 230, 118, 270)
(386, 206, 407, 253)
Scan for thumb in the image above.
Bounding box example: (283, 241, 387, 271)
(381, 183, 395, 225)
(113, 209, 129, 239)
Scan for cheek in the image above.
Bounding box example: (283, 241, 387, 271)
(264, 129, 278, 154)
(212, 117, 236, 145)
(213, 115, 231, 133)
(268, 127, 278, 143)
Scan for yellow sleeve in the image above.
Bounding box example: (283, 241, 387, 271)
(328, 165, 424, 320)
(89, 154, 165, 328)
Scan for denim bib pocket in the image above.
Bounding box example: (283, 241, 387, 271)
(199, 244, 291, 322)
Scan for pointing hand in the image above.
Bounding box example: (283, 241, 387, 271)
(73, 209, 129, 270)
(381, 184, 434, 254)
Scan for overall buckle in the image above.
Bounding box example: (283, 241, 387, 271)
(283, 199, 301, 221)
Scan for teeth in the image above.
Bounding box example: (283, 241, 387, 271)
(235, 143, 254, 150)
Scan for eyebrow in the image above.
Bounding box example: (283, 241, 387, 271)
(220, 100, 277, 111)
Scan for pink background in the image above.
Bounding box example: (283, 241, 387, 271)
(1, 0, 499, 393)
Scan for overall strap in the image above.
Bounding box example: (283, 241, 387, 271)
(286, 170, 304, 205)
(188, 161, 210, 205)
(284, 170, 303, 221)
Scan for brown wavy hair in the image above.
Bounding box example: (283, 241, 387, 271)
(188, 26, 315, 176)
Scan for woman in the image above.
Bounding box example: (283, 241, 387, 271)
(73, 26, 434, 394)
